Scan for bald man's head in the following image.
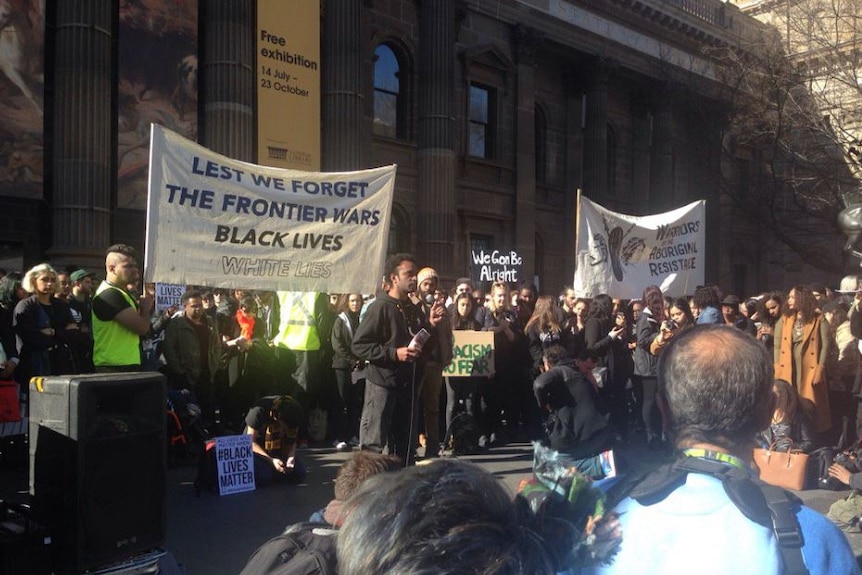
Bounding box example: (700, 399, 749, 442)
(658, 325, 774, 452)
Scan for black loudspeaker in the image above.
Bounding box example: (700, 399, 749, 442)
(29, 372, 166, 574)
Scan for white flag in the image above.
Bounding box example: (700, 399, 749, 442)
(574, 197, 706, 299)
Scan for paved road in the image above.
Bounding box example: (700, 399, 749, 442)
(2, 439, 860, 574)
(163, 442, 538, 574)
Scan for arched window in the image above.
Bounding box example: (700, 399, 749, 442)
(535, 104, 547, 184)
(374, 44, 402, 139)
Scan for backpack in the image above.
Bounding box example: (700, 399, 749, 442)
(238, 522, 337, 575)
(443, 411, 481, 456)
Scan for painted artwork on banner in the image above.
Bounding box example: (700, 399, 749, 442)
(469, 249, 523, 284)
(144, 125, 395, 294)
(573, 196, 706, 299)
(118, 0, 198, 210)
(0, 0, 44, 199)
(443, 331, 495, 378)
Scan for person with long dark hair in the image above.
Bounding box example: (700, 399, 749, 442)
(648, 297, 695, 356)
(584, 293, 631, 437)
(756, 291, 783, 351)
(330, 293, 365, 450)
(444, 292, 482, 438)
(693, 284, 722, 325)
(632, 285, 666, 445)
(774, 285, 832, 437)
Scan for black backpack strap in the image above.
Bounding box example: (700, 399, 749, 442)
(759, 484, 810, 575)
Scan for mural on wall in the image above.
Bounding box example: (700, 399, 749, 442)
(118, 0, 198, 210)
(0, 0, 44, 199)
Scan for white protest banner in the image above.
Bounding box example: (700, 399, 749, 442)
(443, 331, 495, 377)
(573, 196, 706, 299)
(215, 434, 255, 496)
(144, 124, 395, 294)
(469, 249, 523, 284)
(154, 282, 184, 313)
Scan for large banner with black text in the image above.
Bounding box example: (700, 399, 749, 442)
(144, 125, 395, 293)
(573, 196, 706, 299)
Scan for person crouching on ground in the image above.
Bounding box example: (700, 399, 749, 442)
(533, 345, 616, 479)
(245, 395, 307, 485)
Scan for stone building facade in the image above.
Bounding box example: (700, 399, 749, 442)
(2, 0, 804, 295)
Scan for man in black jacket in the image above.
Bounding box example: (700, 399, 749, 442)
(163, 290, 222, 420)
(352, 253, 445, 464)
(533, 345, 615, 479)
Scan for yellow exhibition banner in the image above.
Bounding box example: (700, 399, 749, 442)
(256, 1, 320, 170)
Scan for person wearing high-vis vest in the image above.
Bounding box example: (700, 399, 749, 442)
(273, 291, 326, 400)
(92, 244, 154, 372)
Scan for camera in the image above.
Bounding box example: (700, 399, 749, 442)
(662, 319, 678, 331)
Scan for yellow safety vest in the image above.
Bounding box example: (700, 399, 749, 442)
(92, 281, 142, 367)
(273, 292, 320, 351)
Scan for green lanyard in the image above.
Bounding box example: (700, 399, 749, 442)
(681, 448, 747, 471)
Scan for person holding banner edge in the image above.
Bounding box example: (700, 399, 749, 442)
(92, 244, 154, 372)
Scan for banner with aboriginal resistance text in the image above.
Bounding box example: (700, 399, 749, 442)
(573, 196, 705, 299)
(144, 124, 395, 294)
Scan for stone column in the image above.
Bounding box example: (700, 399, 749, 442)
(582, 59, 613, 200)
(48, 0, 116, 268)
(201, 0, 254, 162)
(417, 0, 456, 274)
(650, 88, 674, 210)
(321, 0, 365, 171)
(513, 25, 543, 281)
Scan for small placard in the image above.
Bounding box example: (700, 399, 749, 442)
(215, 434, 256, 496)
(155, 282, 185, 313)
(443, 331, 495, 377)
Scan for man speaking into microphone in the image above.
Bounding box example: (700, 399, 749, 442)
(351, 255, 446, 465)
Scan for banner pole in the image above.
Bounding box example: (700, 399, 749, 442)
(574, 189, 582, 254)
(573, 189, 582, 289)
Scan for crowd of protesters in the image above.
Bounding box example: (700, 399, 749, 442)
(3, 251, 862, 464)
(6, 249, 862, 574)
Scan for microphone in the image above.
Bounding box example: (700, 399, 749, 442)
(423, 293, 436, 306)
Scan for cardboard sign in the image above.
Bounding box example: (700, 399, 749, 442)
(443, 331, 495, 377)
(215, 434, 256, 496)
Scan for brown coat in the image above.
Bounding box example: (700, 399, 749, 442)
(774, 314, 831, 433)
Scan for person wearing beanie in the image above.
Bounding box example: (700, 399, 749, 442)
(417, 267, 438, 287)
(414, 266, 453, 457)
